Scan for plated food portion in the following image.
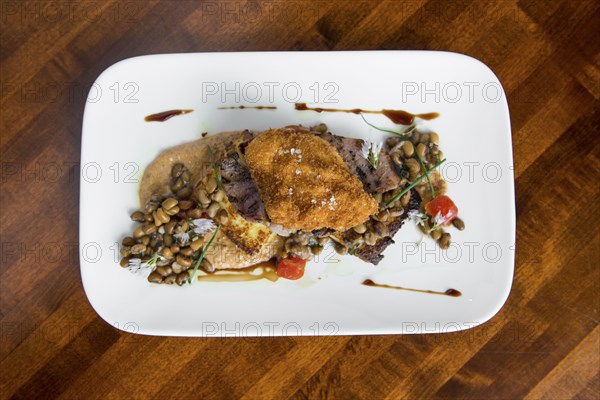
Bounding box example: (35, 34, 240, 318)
(118, 108, 464, 286)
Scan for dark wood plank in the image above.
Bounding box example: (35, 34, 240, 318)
(1, 0, 598, 399)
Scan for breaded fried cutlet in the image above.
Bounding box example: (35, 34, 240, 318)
(245, 128, 378, 231)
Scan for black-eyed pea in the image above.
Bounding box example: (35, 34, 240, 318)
(353, 224, 367, 234)
(374, 210, 389, 222)
(386, 137, 401, 148)
(180, 247, 194, 257)
(400, 191, 411, 207)
(402, 141, 414, 157)
(311, 245, 324, 255)
(156, 257, 171, 267)
(197, 189, 211, 207)
(122, 236, 136, 246)
(176, 272, 189, 286)
(190, 238, 203, 252)
(178, 200, 193, 210)
(142, 224, 157, 235)
(120, 256, 132, 268)
(161, 247, 174, 259)
(133, 226, 145, 238)
(417, 143, 427, 159)
(164, 221, 176, 235)
(164, 205, 180, 216)
(148, 272, 163, 283)
(153, 211, 162, 227)
(178, 220, 189, 233)
(411, 131, 420, 144)
(130, 244, 146, 254)
(156, 266, 173, 277)
(206, 177, 218, 193)
(439, 232, 451, 249)
(171, 262, 184, 274)
(389, 209, 404, 218)
(176, 188, 192, 199)
(207, 202, 220, 218)
(452, 218, 465, 231)
(130, 211, 145, 222)
(373, 221, 389, 237)
(187, 209, 203, 219)
(161, 198, 178, 211)
(212, 190, 225, 202)
(176, 255, 192, 268)
(405, 158, 420, 175)
(333, 242, 348, 255)
(364, 232, 377, 246)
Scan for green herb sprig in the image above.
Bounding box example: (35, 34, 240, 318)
(207, 145, 222, 190)
(360, 114, 416, 137)
(188, 223, 221, 284)
(383, 158, 446, 209)
(415, 151, 436, 199)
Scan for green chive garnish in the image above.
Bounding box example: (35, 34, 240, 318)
(383, 158, 446, 209)
(416, 151, 436, 199)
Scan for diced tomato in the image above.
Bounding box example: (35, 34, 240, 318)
(276, 256, 306, 280)
(425, 195, 459, 226)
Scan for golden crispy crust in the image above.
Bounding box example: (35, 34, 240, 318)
(245, 128, 378, 231)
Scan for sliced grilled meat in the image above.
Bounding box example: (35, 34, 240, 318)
(354, 189, 422, 265)
(317, 132, 401, 194)
(220, 135, 268, 223)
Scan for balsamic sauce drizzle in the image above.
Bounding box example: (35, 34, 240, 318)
(144, 109, 194, 122)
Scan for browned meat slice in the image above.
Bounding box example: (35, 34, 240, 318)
(317, 132, 401, 194)
(354, 189, 421, 265)
(220, 149, 268, 223)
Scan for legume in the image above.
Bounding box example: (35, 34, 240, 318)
(452, 217, 465, 230)
(439, 232, 451, 249)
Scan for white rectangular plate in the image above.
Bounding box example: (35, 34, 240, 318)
(80, 51, 515, 336)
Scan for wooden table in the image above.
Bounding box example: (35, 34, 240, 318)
(1, 1, 598, 398)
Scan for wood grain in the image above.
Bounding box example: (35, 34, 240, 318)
(1, 0, 599, 399)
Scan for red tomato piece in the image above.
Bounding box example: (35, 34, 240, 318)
(425, 195, 458, 226)
(276, 256, 306, 280)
